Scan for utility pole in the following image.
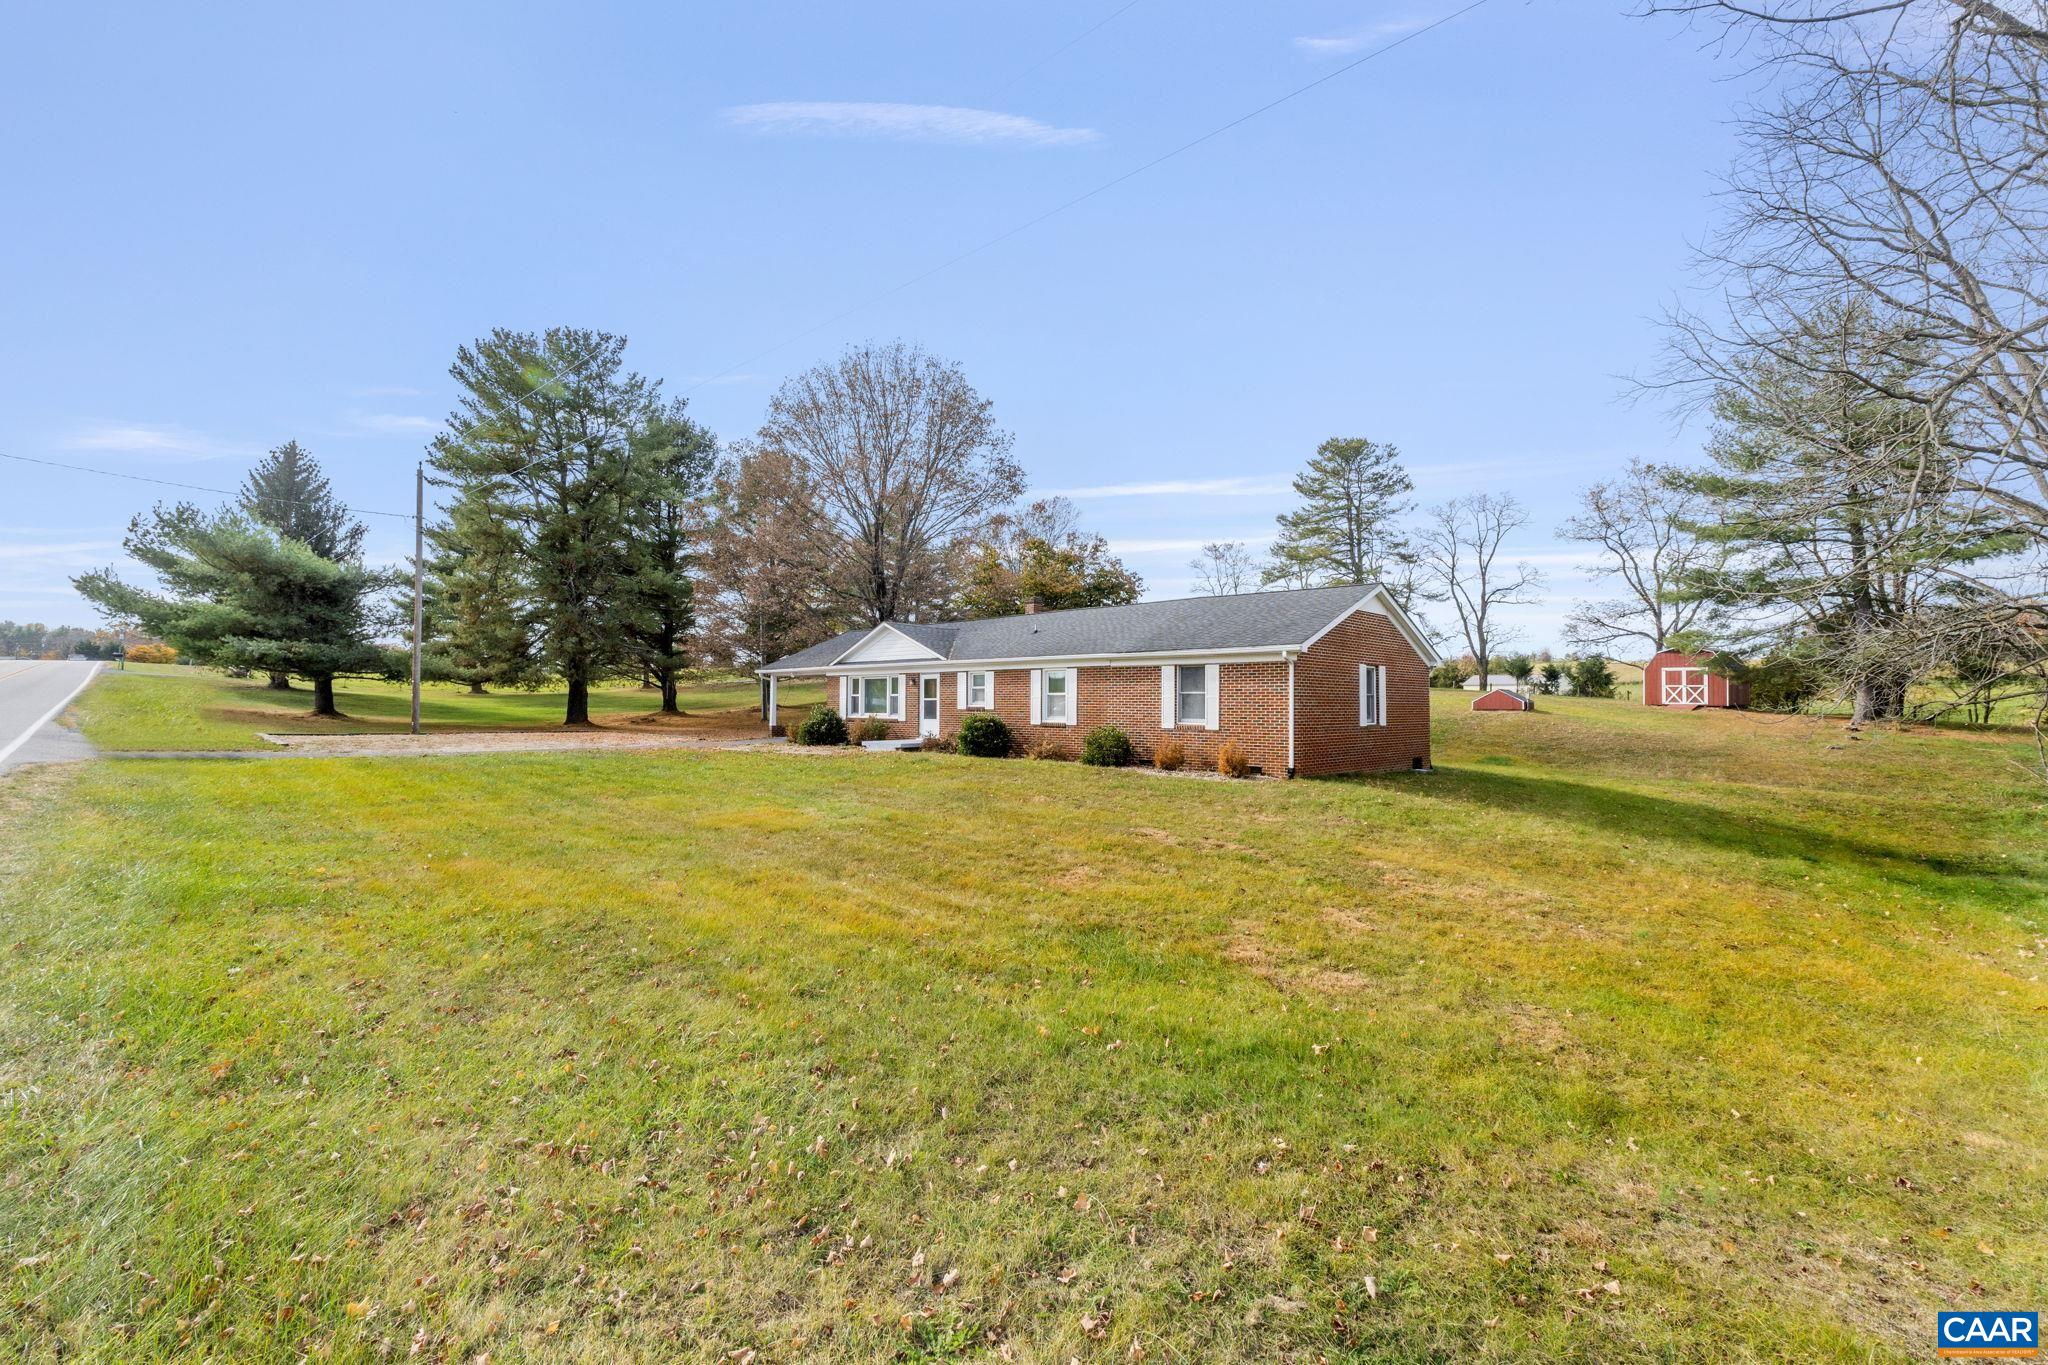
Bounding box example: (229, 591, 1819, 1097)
(411, 461, 424, 735)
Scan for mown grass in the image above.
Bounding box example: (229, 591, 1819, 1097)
(64, 667, 823, 751)
(1, 694, 2043, 1362)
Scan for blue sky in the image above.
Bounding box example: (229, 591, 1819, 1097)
(0, 2, 1744, 649)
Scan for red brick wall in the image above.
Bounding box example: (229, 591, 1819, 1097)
(814, 665, 1286, 771)
(1291, 609, 1432, 776)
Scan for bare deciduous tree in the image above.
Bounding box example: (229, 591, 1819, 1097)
(1647, 0, 2048, 738)
(1415, 493, 1544, 684)
(1560, 459, 1727, 656)
(736, 342, 1026, 627)
(1190, 540, 1260, 596)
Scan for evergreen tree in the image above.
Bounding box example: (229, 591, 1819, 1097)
(420, 495, 542, 694)
(428, 327, 664, 726)
(75, 505, 391, 715)
(237, 440, 368, 688)
(1263, 437, 1416, 601)
(620, 400, 719, 712)
(239, 440, 367, 561)
(1672, 303, 2015, 724)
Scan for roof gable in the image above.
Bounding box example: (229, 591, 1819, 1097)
(835, 623, 946, 664)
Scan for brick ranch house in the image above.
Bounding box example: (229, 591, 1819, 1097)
(756, 583, 1439, 778)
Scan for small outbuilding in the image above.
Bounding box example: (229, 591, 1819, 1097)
(1643, 650, 1749, 709)
(1471, 688, 1534, 712)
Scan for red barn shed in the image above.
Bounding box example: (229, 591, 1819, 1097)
(1643, 650, 1749, 709)
(1472, 688, 1535, 712)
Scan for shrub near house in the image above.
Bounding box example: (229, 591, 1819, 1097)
(759, 584, 1438, 778)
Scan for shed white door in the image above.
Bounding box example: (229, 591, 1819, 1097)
(920, 675, 940, 737)
(1664, 668, 1708, 706)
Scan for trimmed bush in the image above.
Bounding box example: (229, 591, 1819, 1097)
(1080, 725, 1134, 767)
(855, 716, 891, 743)
(1216, 740, 1253, 779)
(1153, 739, 1186, 771)
(124, 642, 177, 664)
(796, 706, 848, 746)
(955, 713, 1012, 758)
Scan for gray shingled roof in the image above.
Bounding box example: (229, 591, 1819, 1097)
(761, 584, 1389, 672)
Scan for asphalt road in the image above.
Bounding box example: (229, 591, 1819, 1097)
(0, 660, 101, 773)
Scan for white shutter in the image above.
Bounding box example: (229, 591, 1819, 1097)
(1202, 663, 1220, 730)
(1029, 669, 1042, 725)
(1061, 668, 1077, 725)
(1160, 665, 1175, 730)
(841, 676, 852, 715)
(957, 671, 968, 709)
(1377, 665, 1389, 725)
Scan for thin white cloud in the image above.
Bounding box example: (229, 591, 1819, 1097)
(1293, 16, 1429, 57)
(1108, 532, 1276, 556)
(0, 539, 119, 562)
(348, 412, 442, 435)
(722, 101, 1099, 148)
(1040, 476, 1292, 499)
(61, 421, 250, 460)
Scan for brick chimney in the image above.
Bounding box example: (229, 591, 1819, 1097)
(1023, 597, 1043, 615)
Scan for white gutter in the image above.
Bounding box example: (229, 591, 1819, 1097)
(759, 643, 1299, 677)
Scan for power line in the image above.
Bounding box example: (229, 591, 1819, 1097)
(683, 0, 1490, 394)
(991, 0, 1146, 96)
(0, 449, 415, 521)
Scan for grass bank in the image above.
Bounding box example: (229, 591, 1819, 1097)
(1, 694, 2042, 1360)
(64, 666, 822, 751)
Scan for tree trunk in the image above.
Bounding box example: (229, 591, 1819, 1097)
(468, 681, 488, 695)
(267, 672, 293, 690)
(565, 676, 591, 726)
(659, 670, 680, 714)
(311, 675, 339, 717)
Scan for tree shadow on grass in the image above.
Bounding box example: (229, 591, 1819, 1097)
(1360, 764, 2020, 887)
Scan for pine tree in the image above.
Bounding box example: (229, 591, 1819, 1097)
(75, 505, 392, 715)
(421, 495, 542, 694)
(429, 327, 664, 726)
(237, 441, 368, 688)
(620, 400, 719, 712)
(1673, 303, 2016, 725)
(1262, 438, 1415, 600)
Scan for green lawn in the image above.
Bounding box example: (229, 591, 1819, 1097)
(1, 693, 2042, 1361)
(64, 666, 822, 751)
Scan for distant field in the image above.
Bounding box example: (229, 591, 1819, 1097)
(1, 691, 2042, 1360)
(64, 666, 824, 751)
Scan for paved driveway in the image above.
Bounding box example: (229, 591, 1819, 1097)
(0, 660, 100, 772)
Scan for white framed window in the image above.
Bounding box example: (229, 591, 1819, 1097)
(1358, 663, 1387, 726)
(1043, 669, 1068, 722)
(1030, 667, 1076, 726)
(844, 674, 903, 719)
(1160, 663, 1220, 731)
(966, 670, 991, 708)
(1176, 664, 1207, 725)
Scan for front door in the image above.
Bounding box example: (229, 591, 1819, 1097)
(920, 675, 940, 737)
